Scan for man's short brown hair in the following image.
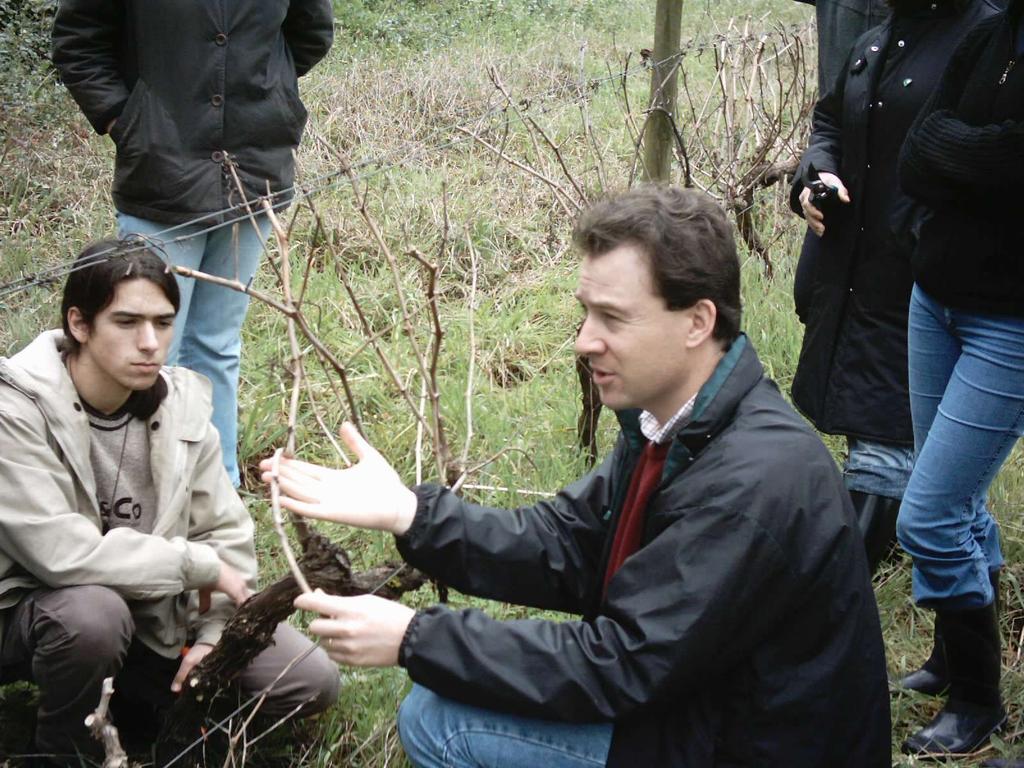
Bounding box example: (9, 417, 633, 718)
(572, 185, 741, 342)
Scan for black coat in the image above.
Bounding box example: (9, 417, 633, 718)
(395, 338, 891, 767)
(900, 0, 1024, 315)
(789, 0, 999, 446)
(793, 0, 892, 93)
(52, 0, 333, 225)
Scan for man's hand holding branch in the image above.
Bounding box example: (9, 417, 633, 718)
(259, 422, 420, 667)
(294, 590, 414, 667)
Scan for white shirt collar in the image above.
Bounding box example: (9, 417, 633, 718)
(639, 393, 697, 445)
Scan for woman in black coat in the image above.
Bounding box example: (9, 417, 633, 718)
(789, 0, 999, 573)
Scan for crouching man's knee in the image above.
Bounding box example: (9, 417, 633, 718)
(295, 641, 341, 716)
(24, 586, 134, 759)
(241, 623, 341, 718)
(32, 585, 134, 667)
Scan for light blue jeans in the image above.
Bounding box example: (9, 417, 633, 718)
(398, 684, 613, 768)
(117, 212, 271, 486)
(897, 285, 1024, 609)
(844, 437, 915, 499)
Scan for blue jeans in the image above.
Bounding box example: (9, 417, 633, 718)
(897, 285, 1024, 609)
(844, 437, 915, 499)
(398, 684, 613, 768)
(117, 212, 271, 486)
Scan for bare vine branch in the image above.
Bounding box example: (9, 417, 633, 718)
(458, 229, 480, 478)
(456, 126, 580, 218)
(269, 449, 312, 595)
(85, 678, 129, 768)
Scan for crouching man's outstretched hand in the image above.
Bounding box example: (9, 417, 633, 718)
(294, 589, 415, 667)
(259, 422, 417, 536)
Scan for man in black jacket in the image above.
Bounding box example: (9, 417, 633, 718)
(263, 186, 891, 767)
(51, 0, 334, 487)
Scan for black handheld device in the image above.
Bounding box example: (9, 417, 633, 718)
(805, 164, 839, 210)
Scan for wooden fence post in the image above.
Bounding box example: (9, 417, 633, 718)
(642, 0, 684, 182)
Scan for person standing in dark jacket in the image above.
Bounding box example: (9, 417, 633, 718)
(894, 2, 1024, 761)
(260, 186, 891, 768)
(51, 0, 334, 487)
(789, 0, 1000, 574)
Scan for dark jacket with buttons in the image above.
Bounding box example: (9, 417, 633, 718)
(52, 0, 333, 224)
(794, 0, 892, 93)
(396, 337, 891, 767)
(789, 0, 999, 446)
(900, 0, 1024, 315)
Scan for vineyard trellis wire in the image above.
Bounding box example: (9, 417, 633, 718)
(0, 18, 816, 302)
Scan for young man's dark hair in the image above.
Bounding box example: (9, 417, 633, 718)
(60, 238, 180, 356)
(572, 185, 742, 343)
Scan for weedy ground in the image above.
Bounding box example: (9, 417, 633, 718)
(2, 0, 1023, 765)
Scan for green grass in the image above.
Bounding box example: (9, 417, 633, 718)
(3, 0, 1024, 765)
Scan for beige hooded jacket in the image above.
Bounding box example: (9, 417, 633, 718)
(0, 330, 257, 658)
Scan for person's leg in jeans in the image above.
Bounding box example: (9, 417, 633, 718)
(897, 285, 1024, 755)
(843, 437, 914, 572)
(0, 586, 134, 762)
(398, 684, 612, 768)
(898, 285, 998, 694)
(896, 287, 964, 694)
(844, 439, 915, 501)
(177, 217, 269, 485)
(897, 288, 1023, 607)
(116, 213, 270, 485)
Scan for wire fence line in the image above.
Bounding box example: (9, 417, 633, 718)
(0, 19, 815, 303)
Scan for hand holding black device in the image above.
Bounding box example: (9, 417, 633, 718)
(806, 164, 840, 210)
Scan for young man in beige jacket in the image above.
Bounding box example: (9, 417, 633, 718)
(0, 240, 338, 764)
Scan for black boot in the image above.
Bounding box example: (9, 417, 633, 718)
(848, 490, 900, 574)
(899, 619, 948, 695)
(902, 601, 1006, 757)
(899, 571, 1000, 696)
(976, 580, 1019, 768)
